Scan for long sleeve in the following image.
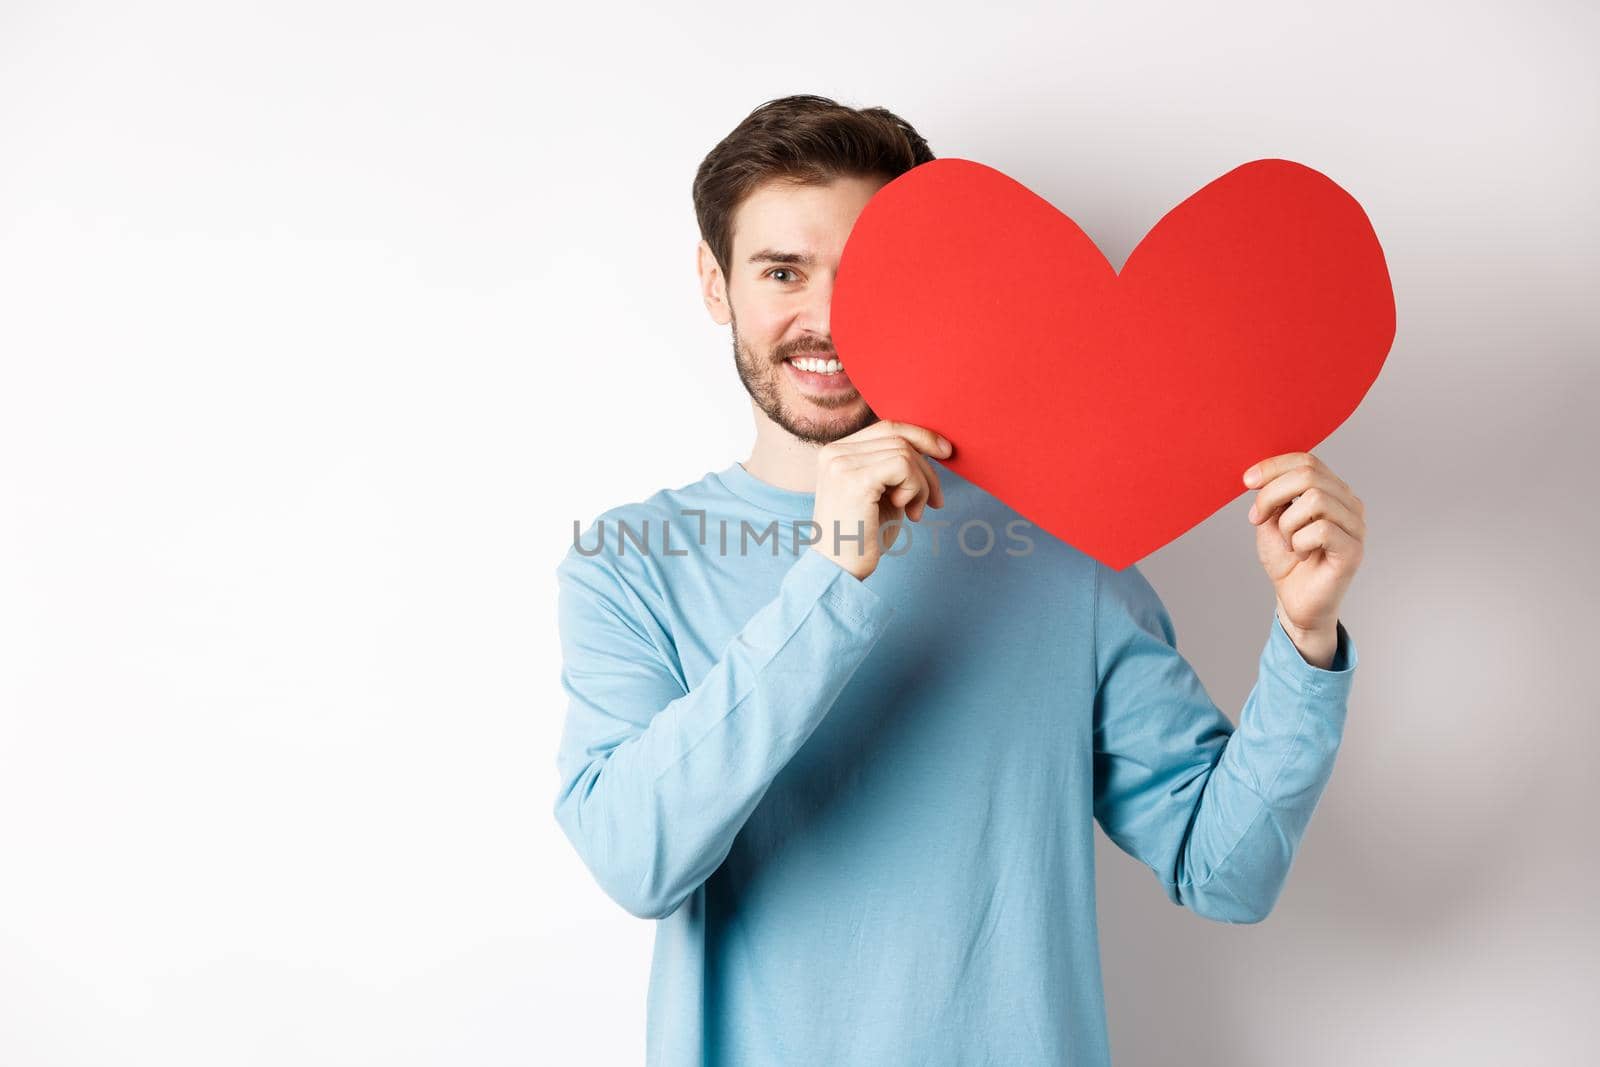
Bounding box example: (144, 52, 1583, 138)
(1091, 562, 1358, 924)
(553, 543, 897, 920)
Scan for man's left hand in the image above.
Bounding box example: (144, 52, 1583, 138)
(1242, 452, 1365, 667)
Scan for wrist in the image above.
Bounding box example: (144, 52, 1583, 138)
(810, 544, 870, 582)
(1275, 606, 1338, 669)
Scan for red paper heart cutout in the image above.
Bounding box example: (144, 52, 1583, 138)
(831, 158, 1395, 569)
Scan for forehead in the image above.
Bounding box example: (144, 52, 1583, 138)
(729, 173, 888, 265)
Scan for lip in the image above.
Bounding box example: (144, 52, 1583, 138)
(783, 355, 855, 391)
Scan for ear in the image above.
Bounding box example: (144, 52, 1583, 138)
(697, 239, 732, 326)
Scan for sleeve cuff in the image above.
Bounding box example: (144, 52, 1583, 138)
(786, 547, 896, 632)
(1265, 613, 1358, 698)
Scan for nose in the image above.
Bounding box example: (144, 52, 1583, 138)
(797, 276, 834, 340)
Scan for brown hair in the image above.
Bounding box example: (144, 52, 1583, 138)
(692, 94, 936, 279)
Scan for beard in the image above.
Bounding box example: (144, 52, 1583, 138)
(730, 313, 877, 446)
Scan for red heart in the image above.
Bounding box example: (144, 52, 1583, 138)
(831, 158, 1395, 570)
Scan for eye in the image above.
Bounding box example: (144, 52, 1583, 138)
(766, 268, 798, 283)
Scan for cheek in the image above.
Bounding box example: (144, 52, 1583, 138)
(749, 321, 793, 355)
(730, 289, 792, 351)
(745, 302, 789, 335)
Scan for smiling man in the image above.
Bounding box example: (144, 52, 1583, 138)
(718, 173, 883, 449)
(553, 94, 1363, 1066)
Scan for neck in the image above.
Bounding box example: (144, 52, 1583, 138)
(741, 401, 825, 493)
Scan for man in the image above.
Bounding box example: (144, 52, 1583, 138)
(553, 95, 1363, 1065)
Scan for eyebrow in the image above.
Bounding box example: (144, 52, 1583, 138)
(747, 249, 816, 267)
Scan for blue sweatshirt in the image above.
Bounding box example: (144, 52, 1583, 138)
(553, 458, 1357, 1066)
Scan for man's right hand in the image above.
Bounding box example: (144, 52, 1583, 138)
(809, 420, 952, 581)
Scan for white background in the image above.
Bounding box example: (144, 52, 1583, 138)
(2, 1, 1596, 1063)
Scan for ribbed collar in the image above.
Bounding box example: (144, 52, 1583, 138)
(713, 461, 816, 519)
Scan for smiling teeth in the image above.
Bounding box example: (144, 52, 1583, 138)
(792, 357, 843, 375)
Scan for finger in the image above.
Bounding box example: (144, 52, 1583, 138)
(1248, 465, 1355, 525)
(911, 447, 944, 510)
(838, 446, 929, 506)
(1274, 486, 1366, 545)
(1289, 517, 1362, 561)
(844, 443, 942, 515)
(834, 419, 953, 459)
(1243, 451, 1344, 492)
(884, 456, 931, 516)
(891, 440, 943, 509)
(908, 453, 942, 515)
